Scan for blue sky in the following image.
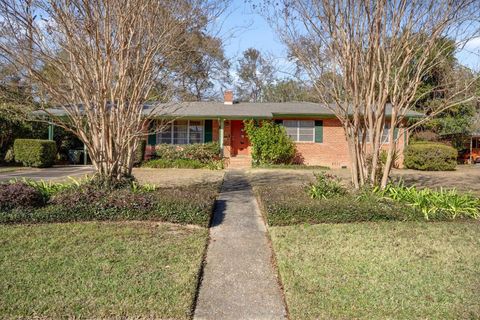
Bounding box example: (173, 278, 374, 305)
(221, 0, 480, 74)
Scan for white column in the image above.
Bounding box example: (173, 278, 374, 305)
(219, 118, 224, 156)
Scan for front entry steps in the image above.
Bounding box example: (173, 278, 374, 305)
(227, 155, 252, 169)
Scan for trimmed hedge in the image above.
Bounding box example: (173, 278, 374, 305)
(404, 142, 457, 171)
(14, 139, 56, 168)
(143, 158, 207, 169)
(155, 142, 221, 162)
(0, 182, 219, 227)
(145, 142, 223, 169)
(255, 185, 415, 226)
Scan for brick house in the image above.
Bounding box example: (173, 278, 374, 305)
(145, 91, 421, 168)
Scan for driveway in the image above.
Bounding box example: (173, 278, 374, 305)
(0, 165, 94, 183)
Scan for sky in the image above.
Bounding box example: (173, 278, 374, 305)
(221, 0, 480, 74)
(219, 1, 295, 78)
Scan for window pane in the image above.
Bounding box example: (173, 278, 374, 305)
(382, 123, 390, 143)
(189, 120, 204, 144)
(299, 120, 314, 128)
(157, 123, 172, 144)
(283, 120, 297, 127)
(299, 121, 314, 141)
(299, 134, 314, 142)
(299, 128, 313, 135)
(174, 120, 188, 144)
(282, 120, 297, 141)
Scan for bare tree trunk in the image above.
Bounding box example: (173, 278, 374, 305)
(0, 0, 225, 185)
(266, 0, 478, 188)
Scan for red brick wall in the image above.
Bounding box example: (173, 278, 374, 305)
(283, 118, 407, 169)
(144, 118, 408, 168)
(292, 118, 350, 168)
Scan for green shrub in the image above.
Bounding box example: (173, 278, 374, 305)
(134, 139, 147, 165)
(183, 142, 221, 162)
(256, 185, 412, 226)
(155, 142, 221, 163)
(244, 120, 296, 165)
(373, 184, 480, 220)
(308, 172, 347, 199)
(14, 139, 56, 168)
(253, 163, 330, 170)
(404, 142, 457, 171)
(0, 183, 219, 226)
(143, 158, 208, 169)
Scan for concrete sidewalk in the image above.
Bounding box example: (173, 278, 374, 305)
(0, 165, 93, 182)
(194, 170, 286, 320)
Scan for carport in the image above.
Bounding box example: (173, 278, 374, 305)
(32, 109, 89, 166)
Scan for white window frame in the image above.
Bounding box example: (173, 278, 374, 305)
(283, 120, 315, 142)
(157, 120, 205, 145)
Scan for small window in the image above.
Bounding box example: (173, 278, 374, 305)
(283, 120, 315, 142)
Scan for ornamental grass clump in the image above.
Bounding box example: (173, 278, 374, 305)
(373, 183, 480, 220)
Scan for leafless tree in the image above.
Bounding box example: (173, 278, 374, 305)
(0, 0, 225, 184)
(264, 0, 479, 188)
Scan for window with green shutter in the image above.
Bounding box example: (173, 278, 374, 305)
(148, 121, 157, 146)
(315, 120, 323, 143)
(204, 120, 213, 142)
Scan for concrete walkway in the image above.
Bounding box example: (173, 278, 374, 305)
(194, 170, 287, 320)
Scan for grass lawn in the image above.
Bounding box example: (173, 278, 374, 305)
(270, 222, 480, 320)
(0, 221, 208, 319)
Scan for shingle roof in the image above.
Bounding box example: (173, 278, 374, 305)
(143, 101, 423, 118)
(34, 101, 424, 118)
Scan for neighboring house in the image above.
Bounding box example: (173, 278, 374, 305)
(460, 131, 480, 164)
(144, 91, 420, 168)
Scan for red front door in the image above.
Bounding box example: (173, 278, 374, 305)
(230, 120, 250, 156)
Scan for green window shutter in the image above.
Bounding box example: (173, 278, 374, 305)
(148, 121, 157, 146)
(394, 127, 399, 140)
(204, 120, 213, 142)
(315, 120, 323, 143)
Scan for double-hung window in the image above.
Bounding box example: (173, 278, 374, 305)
(360, 123, 392, 143)
(283, 120, 315, 142)
(157, 120, 204, 144)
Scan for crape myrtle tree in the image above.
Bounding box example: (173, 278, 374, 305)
(262, 0, 479, 188)
(0, 0, 226, 184)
